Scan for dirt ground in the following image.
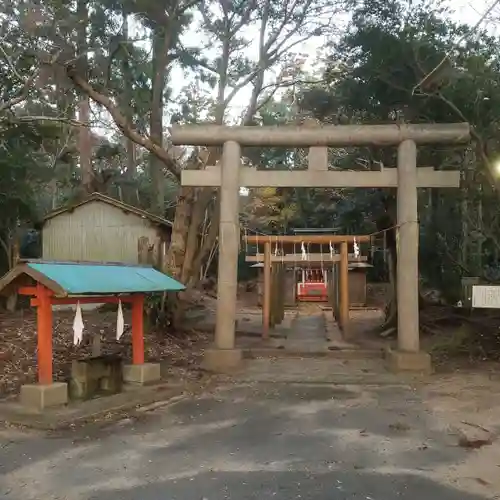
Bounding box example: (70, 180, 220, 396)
(420, 371, 500, 496)
(0, 307, 208, 399)
(2, 282, 500, 399)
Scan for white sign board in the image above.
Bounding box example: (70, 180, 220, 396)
(471, 285, 500, 309)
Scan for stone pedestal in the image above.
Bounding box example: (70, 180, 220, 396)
(386, 348, 432, 374)
(203, 348, 242, 372)
(69, 356, 123, 400)
(123, 363, 161, 385)
(20, 382, 68, 411)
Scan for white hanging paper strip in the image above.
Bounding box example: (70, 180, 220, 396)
(353, 237, 360, 258)
(73, 301, 84, 346)
(301, 242, 307, 260)
(116, 299, 125, 340)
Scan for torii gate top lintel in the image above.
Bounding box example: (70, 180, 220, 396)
(170, 123, 470, 147)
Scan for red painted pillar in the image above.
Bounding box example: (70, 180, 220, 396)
(36, 284, 53, 384)
(131, 294, 145, 364)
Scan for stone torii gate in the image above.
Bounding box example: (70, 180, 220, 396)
(171, 123, 470, 372)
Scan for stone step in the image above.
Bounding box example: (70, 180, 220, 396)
(243, 347, 384, 360)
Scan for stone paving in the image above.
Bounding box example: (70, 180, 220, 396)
(237, 305, 374, 354)
(284, 311, 328, 352)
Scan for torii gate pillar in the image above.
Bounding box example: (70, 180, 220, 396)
(203, 141, 243, 371)
(387, 139, 432, 372)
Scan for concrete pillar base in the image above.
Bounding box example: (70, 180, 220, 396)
(20, 382, 68, 411)
(386, 348, 432, 374)
(203, 348, 242, 373)
(123, 363, 161, 385)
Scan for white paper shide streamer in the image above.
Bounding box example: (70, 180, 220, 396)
(73, 301, 84, 346)
(116, 299, 124, 340)
(353, 237, 360, 258)
(301, 242, 307, 260)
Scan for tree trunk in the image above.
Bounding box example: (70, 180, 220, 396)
(78, 98, 92, 192)
(164, 188, 195, 278)
(1, 232, 19, 312)
(156, 1, 288, 327)
(181, 189, 214, 283)
(187, 199, 220, 287)
(377, 195, 398, 330)
(461, 171, 469, 270)
(121, 9, 136, 183)
(476, 191, 483, 275)
(76, 0, 92, 194)
(149, 27, 171, 215)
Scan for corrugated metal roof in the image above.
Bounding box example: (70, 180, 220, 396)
(43, 193, 172, 228)
(22, 262, 185, 295)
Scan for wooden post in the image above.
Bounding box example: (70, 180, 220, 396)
(36, 284, 53, 384)
(327, 267, 334, 315)
(269, 263, 284, 326)
(277, 264, 285, 323)
(214, 141, 241, 349)
(131, 294, 145, 364)
(263, 241, 271, 338)
(137, 236, 149, 264)
(270, 263, 277, 328)
(397, 140, 420, 352)
(339, 242, 349, 331)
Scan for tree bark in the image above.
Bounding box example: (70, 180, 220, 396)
(76, 0, 92, 194)
(149, 26, 172, 215)
(121, 9, 136, 182)
(163, 188, 195, 279)
(377, 195, 398, 330)
(187, 198, 220, 287)
(181, 189, 211, 283)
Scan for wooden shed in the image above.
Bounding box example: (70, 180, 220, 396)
(41, 193, 172, 266)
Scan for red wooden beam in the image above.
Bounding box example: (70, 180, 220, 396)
(245, 234, 371, 245)
(31, 295, 136, 307)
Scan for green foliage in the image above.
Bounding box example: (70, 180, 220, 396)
(0, 119, 59, 271)
(2, 0, 500, 301)
(0, 121, 54, 214)
(239, 0, 500, 299)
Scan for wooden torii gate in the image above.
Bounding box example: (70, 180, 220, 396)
(171, 122, 470, 372)
(244, 234, 371, 336)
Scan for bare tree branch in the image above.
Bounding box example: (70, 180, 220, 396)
(413, 0, 500, 94)
(434, 90, 498, 190)
(65, 65, 181, 180)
